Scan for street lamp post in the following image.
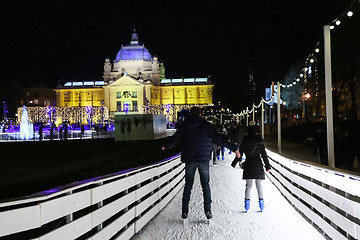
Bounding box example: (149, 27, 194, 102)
(252, 104, 255, 121)
(277, 81, 281, 153)
(246, 107, 249, 126)
(324, 25, 335, 168)
(304, 92, 310, 120)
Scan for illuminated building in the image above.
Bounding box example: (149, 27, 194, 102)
(54, 81, 105, 107)
(104, 30, 162, 86)
(54, 30, 214, 123)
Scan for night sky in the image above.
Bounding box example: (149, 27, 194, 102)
(0, 0, 355, 112)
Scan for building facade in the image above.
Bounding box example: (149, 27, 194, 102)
(55, 81, 105, 107)
(55, 31, 214, 123)
(23, 86, 56, 107)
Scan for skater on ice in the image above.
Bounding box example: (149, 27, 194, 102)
(162, 107, 240, 220)
(231, 120, 271, 212)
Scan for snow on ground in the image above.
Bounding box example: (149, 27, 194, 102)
(131, 151, 325, 240)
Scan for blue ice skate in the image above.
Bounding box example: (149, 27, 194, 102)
(259, 198, 264, 212)
(244, 199, 250, 212)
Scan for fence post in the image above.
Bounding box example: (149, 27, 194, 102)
(66, 190, 73, 223)
(97, 182, 104, 231)
(124, 186, 129, 230)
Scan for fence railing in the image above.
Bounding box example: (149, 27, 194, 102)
(0, 130, 115, 141)
(3, 147, 358, 240)
(266, 149, 360, 240)
(0, 129, 176, 141)
(0, 154, 184, 239)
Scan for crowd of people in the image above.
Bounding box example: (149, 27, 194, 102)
(40, 122, 114, 140)
(211, 119, 249, 165)
(0, 121, 115, 141)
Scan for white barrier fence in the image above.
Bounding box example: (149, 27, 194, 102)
(0, 130, 114, 141)
(0, 154, 184, 240)
(266, 149, 360, 240)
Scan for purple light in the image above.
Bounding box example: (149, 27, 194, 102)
(86, 106, 93, 114)
(124, 104, 129, 114)
(165, 104, 171, 113)
(42, 189, 59, 194)
(115, 45, 153, 62)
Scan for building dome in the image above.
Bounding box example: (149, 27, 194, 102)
(114, 31, 153, 62)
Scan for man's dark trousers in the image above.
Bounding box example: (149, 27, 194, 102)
(182, 161, 211, 214)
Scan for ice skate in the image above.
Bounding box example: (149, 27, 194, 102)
(244, 199, 250, 212)
(259, 198, 264, 212)
(205, 211, 212, 224)
(182, 212, 188, 224)
(205, 211, 212, 219)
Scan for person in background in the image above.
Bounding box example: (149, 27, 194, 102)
(226, 123, 235, 154)
(233, 119, 247, 147)
(162, 107, 240, 220)
(50, 121, 55, 140)
(212, 140, 218, 165)
(59, 125, 63, 140)
(231, 121, 271, 212)
(81, 124, 85, 139)
(38, 124, 43, 141)
(314, 127, 327, 165)
(217, 124, 227, 160)
(211, 121, 219, 166)
(63, 123, 68, 140)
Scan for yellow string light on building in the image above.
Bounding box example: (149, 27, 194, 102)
(17, 106, 109, 125)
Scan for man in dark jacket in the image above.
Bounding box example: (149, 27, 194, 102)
(162, 107, 240, 220)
